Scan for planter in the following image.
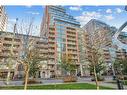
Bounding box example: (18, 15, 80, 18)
(23, 79, 42, 84)
(63, 75, 77, 82)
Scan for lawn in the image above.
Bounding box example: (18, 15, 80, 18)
(124, 80, 127, 85)
(0, 83, 113, 90)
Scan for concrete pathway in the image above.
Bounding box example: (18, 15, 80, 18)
(0, 77, 127, 89)
(77, 77, 127, 89)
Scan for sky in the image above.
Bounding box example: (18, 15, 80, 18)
(5, 5, 127, 36)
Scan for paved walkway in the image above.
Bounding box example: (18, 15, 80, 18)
(0, 77, 127, 89)
(77, 78, 127, 89)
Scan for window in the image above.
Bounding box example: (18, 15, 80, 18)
(4, 38, 12, 41)
(3, 43, 11, 47)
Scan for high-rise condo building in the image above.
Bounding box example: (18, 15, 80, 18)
(40, 6, 80, 77)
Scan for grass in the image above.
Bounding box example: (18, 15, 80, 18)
(0, 83, 113, 90)
(124, 80, 127, 85)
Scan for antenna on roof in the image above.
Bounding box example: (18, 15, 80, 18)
(13, 18, 18, 35)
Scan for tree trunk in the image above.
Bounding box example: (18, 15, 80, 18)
(6, 70, 11, 85)
(93, 65, 99, 90)
(80, 64, 83, 77)
(24, 67, 29, 90)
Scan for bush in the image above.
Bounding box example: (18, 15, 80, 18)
(118, 75, 127, 80)
(23, 79, 42, 84)
(63, 75, 77, 82)
(124, 76, 127, 80)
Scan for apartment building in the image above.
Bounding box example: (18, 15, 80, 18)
(0, 6, 7, 31)
(82, 19, 127, 75)
(83, 19, 112, 63)
(77, 28, 90, 76)
(0, 31, 22, 78)
(40, 6, 80, 77)
(0, 31, 49, 79)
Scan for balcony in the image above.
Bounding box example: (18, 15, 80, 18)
(40, 49, 48, 53)
(49, 34, 55, 38)
(49, 26, 55, 31)
(66, 27, 76, 31)
(48, 44, 55, 48)
(48, 60, 55, 64)
(67, 47, 77, 50)
(48, 49, 55, 52)
(67, 42, 76, 45)
(66, 31, 76, 35)
(1, 52, 19, 57)
(48, 39, 55, 43)
(68, 51, 77, 55)
(67, 38, 76, 41)
(67, 35, 76, 39)
(67, 33, 76, 37)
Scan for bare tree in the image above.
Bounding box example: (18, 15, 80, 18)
(17, 18, 38, 90)
(14, 17, 40, 90)
(83, 27, 111, 89)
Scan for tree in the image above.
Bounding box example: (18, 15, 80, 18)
(15, 18, 40, 90)
(114, 58, 127, 77)
(27, 48, 41, 79)
(89, 60, 106, 80)
(17, 37, 39, 90)
(60, 54, 77, 76)
(83, 27, 111, 89)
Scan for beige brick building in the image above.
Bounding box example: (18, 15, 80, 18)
(0, 6, 7, 31)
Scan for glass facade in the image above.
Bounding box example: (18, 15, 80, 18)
(48, 6, 80, 63)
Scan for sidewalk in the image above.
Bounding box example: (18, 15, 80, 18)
(77, 78, 127, 89)
(0, 78, 127, 89)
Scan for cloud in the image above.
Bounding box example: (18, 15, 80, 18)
(69, 6, 82, 11)
(105, 15, 114, 21)
(25, 5, 32, 8)
(75, 11, 102, 26)
(26, 11, 40, 15)
(8, 18, 16, 23)
(116, 8, 123, 13)
(106, 9, 112, 13)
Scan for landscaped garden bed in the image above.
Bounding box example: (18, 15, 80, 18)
(63, 75, 77, 82)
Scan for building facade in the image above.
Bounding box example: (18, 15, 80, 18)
(0, 6, 7, 31)
(0, 31, 22, 79)
(77, 28, 90, 76)
(82, 19, 127, 75)
(0, 31, 49, 79)
(40, 6, 81, 77)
